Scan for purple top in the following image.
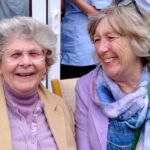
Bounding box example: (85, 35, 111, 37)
(75, 68, 108, 150)
(3, 80, 58, 150)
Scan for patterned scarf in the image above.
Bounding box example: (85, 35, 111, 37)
(93, 65, 150, 149)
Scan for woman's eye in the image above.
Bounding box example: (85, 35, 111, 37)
(94, 38, 101, 43)
(30, 51, 42, 57)
(107, 35, 119, 41)
(10, 52, 22, 58)
(108, 36, 115, 40)
(30, 52, 39, 56)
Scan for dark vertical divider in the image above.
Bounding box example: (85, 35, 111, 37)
(46, 0, 49, 88)
(29, 0, 32, 17)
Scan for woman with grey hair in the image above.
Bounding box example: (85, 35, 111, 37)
(0, 16, 76, 150)
(75, 3, 150, 150)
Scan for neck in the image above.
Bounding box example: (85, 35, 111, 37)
(117, 79, 139, 94)
(3, 79, 41, 126)
(115, 65, 143, 94)
(3, 79, 39, 107)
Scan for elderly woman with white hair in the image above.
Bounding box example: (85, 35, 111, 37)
(0, 16, 76, 150)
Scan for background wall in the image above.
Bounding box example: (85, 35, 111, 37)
(32, 0, 61, 89)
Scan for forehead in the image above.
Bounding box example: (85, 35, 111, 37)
(95, 17, 116, 36)
(5, 36, 42, 50)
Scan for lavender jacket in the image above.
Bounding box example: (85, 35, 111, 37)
(75, 69, 109, 150)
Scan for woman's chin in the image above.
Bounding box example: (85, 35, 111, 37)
(14, 85, 37, 94)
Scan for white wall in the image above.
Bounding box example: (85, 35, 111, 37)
(31, 0, 61, 89)
(48, 0, 61, 86)
(32, 0, 46, 24)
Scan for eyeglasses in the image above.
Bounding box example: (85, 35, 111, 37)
(3, 49, 46, 63)
(117, 0, 143, 18)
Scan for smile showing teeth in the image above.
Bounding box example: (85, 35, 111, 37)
(104, 58, 114, 63)
(16, 73, 34, 76)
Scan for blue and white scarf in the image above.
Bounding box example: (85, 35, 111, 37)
(93, 65, 150, 149)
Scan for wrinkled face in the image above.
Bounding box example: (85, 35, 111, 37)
(93, 17, 142, 81)
(0, 37, 47, 94)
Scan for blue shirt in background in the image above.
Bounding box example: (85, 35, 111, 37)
(61, 0, 112, 66)
(0, 0, 29, 19)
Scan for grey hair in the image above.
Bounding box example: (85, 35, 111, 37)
(0, 16, 57, 71)
(88, 4, 150, 68)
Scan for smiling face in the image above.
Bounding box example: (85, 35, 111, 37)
(93, 17, 142, 81)
(0, 36, 47, 94)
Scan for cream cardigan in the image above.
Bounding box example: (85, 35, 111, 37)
(0, 80, 76, 150)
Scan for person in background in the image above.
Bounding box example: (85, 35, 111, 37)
(75, 2, 150, 150)
(61, 0, 113, 79)
(0, 0, 29, 19)
(0, 16, 76, 150)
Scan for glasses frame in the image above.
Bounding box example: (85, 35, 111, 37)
(2, 49, 46, 63)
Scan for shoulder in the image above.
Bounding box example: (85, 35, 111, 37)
(75, 65, 103, 101)
(38, 84, 76, 149)
(76, 68, 96, 91)
(75, 69, 96, 106)
(38, 83, 69, 111)
(38, 83, 73, 117)
(78, 69, 95, 83)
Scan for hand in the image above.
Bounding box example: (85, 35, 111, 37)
(71, 0, 99, 15)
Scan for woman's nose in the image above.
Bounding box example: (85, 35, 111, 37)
(19, 53, 32, 65)
(97, 39, 109, 53)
